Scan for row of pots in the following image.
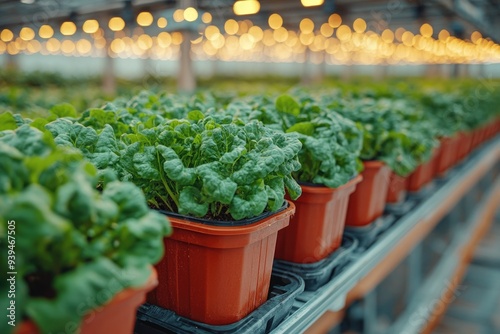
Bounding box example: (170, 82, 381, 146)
(388, 120, 500, 205)
(16, 120, 498, 334)
(148, 121, 498, 327)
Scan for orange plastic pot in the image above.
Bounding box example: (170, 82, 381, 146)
(466, 131, 475, 154)
(471, 129, 479, 149)
(386, 172, 408, 204)
(450, 135, 462, 167)
(484, 123, 491, 140)
(476, 126, 486, 145)
(456, 132, 472, 163)
(407, 150, 438, 193)
(491, 119, 500, 138)
(15, 268, 158, 334)
(345, 161, 391, 227)
(274, 175, 362, 264)
(149, 203, 294, 325)
(434, 136, 459, 176)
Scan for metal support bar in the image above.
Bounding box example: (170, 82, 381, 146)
(390, 177, 500, 334)
(177, 0, 196, 92)
(408, 243, 422, 300)
(363, 290, 378, 334)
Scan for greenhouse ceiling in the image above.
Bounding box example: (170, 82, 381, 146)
(0, 0, 499, 42)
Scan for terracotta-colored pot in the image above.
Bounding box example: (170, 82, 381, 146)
(149, 203, 294, 325)
(386, 172, 408, 204)
(471, 129, 479, 149)
(16, 268, 158, 334)
(476, 126, 485, 145)
(456, 131, 472, 163)
(345, 161, 391, 227)
(434, 136, 459, 177)
(274, 175, 362, 264)
(408, 150, 438, 193)
(465, 131, 475, 155)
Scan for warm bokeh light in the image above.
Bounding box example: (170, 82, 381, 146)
(158, 32, 172, 47)
(60, 22, 76, 36)
(202, 12, 212, 24)
(1, 29, 14, 42)
(224, 19, 239, 35)
(402, 31, 414, 46)
(61, 39, 75, 54)
(76, 39, 92, 54)
(184, 7, 198, 22)
(353, 18, 367, 33)
(173, 9, 184, 22)
(420, 23, 433, 38)
(138, 34, 153, 50)
(38, 25, 54, 39)
(46, 38, 60, 53)
(273, 27, 288, 43)
(438, 29, 450, 41)
(381, 29, 394, 43)
(320, 23, 333, 37)
(328, 13, 342, 28)
(233, 0, 260, 16)
(249, 26, 264, 41)
(83, 20, 99, 34)
(110, 38, 125, 53)
(2, 11, 499, 64)
(171, 32, 183, 45)
(471, 31, 482, 44)
(206, 25, 221, 40)
(301, 0, 324, 7)
(336, 25, 351, 42)
(300, 18, 314, 34)
(395, 27, 405, 42)
(137, 12, 154, 27)
(20, 27, 35, 41)
(109, 17, 125, 31)
(268, 13, 283, 29)
(157, 17, 168, 28)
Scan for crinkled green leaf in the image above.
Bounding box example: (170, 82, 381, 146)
(179, 186, 209, 217)
(276, 95, 300, 116)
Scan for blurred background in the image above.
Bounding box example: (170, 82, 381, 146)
(1, 0, 500, 95)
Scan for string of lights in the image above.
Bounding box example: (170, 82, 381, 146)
(1, 9, 499, 65)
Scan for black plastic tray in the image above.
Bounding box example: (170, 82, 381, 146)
(134, 269, 304, 334)
(344, 214, 396, 250)
(272, 234, 358, 291)
(407, 181, 436, 201)
(385, 199, 417, 217)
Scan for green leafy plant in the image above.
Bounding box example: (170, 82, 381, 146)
(117, 114, 303, 220)
(0, 125, 171, 334)
(225, 93, 363, 188)
(324, 96, 438, 177)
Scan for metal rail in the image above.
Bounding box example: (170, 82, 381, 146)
(271, 138, 499, 334)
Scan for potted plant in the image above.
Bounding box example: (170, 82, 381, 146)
(229, 93, 363, 264)
(26, 97, 301, 325)
(110, 113, 302, 325)
(0, 125, 171, 334)
(330, 97, 437, 225)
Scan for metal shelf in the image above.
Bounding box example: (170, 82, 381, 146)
(390, 177, 500, 334)
(271, 137, 499, 334)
